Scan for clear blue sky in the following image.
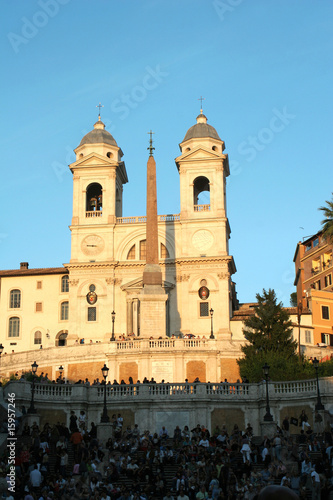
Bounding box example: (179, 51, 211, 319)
(1, 0, 332, 306)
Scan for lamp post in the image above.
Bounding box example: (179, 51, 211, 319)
(312, 357, 324, 410)
(263, 362, 273, 421)
(110, 311, 116, 341)
(58, 365, 64, 383)
(0, 343, 4, 382)
(101, 363, 110, 423)
(28, 361, 38, 414)
(210, 308, 214, 339)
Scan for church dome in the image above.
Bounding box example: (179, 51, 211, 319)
(79, 118, 118, 147)
(183, 113, 221, 142)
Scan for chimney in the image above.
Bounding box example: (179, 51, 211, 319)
(20, 262, 29, 270)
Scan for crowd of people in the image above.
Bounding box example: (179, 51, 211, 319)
(0, 406, 333, 499)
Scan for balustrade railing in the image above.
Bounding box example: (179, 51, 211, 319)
(85, 211, 102, 218)
(116, 214, 180, 224)
(149, 340, 175, 349)
(34, 384, 73, 397)
(184, 340, 207, 348)
(194, 204, 210, 212)
(115, 339, 206, 350)
(4, 378, 324, 406)
(116, 341, 141, 350)
(207, 383, 249, 396)
(274, 380, 317, 394)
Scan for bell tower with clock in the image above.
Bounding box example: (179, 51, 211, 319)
(174, 108, 236, 339)
(68, 115, 128, 264)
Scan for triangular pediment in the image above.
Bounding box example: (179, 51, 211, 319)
(121, 277, 175, 292)
(70, 152, 117, 169)
(175, 146, 224, 163)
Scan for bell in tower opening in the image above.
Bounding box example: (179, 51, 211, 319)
(86, 183, 103, 212)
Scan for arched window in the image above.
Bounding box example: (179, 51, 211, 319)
(139, 240, 146, 260)
(193, 176, 210, 209)
(61, 275, 69, 293)
(34, 331, 42, 345)
(61, 301, 69, 321)
(86, 183, 103, 212)
(56, 331, 68, 347)
(160, 243, 170, 259)
(10, 289, 21, 308)
(9, 317, 20, 337)
(127, 244, 136, 260)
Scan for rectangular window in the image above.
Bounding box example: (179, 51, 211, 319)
(305, 243, 312, 252)
(35, 302, 43, 312)
(10, 290, 21, 308)
(200, 302, 209, 317)
(324, 274, 332, 287)
(34, 331, 42, 344)
(321, 333, 332, 345)
(305, 330, 312, 343)
(36, 281, 42, 289)
(61, 276, 69, 293)
(88, 307, 96, 321)
(9, 317, 20, 337)
(61, 302, 69, 321)
(313, 237, 319, 247)
(322, 306, 330, 320)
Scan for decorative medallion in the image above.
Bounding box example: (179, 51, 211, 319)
(198, 286, 210, 300)
(86, 291, 97, 305)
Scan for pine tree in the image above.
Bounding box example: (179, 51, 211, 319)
(237, 289, 299, 381)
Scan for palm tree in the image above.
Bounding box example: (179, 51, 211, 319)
(319, 193, 333, 242)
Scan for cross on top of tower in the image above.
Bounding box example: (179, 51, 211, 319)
(147, 130, 155, 156)
(96, 102, 104, 120)
(198, 96, 205, 114)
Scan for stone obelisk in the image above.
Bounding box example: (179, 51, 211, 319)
(140, 132, 167, 338)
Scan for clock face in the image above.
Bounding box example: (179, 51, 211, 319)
(192, 230, 214, 251)
(81, 235, 105, 256)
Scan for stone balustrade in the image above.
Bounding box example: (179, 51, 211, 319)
(4, 378, 330, 403)
(3, 378, 332, 436)
(116, 214, 180, 224)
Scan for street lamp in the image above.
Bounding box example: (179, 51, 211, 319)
(28, 361, 38, 414)
(210, 308, 214, 339)
(0, 344, 4, 382)
(58, 365, 64, 383)
(101, 363, 110, 423)
(110, 311, 116, 342)
(312, 358, 324, 410)
(262, 362, 273, 421)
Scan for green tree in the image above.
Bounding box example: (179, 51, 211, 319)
(319, 193, 333, 242)
(237, 288, 301, 382)
(290, 292, 297, 307)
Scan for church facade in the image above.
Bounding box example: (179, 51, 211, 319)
(0, 111, 247, 383)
